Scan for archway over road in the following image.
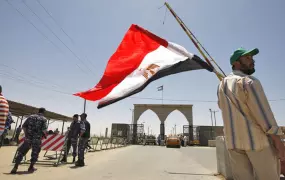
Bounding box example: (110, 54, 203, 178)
(132, 104, 193, 144)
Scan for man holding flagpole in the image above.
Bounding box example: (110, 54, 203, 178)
(217, 47, 284, 180)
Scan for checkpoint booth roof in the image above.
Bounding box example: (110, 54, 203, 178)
(7, 99, 73, 122)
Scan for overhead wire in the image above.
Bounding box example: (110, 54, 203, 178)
(1, 71, 285, 103)
(0, 63, 64, 89)
(129, 96, 285, 102)
(35, 0, 97, 70)
(35, 0, 74, 44)
(4, 0, 87, 75)
(0, 72, 72, 95)
(21, 0, 95, 76)
(4, 0, 62, 52)
(3, 1, 285, 103)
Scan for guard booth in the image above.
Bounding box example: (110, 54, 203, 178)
(183, 125, 224, 146)
(111, 123, 144, 144)
(6, 100, 74, 166)
(130, 123, 144, 144)
(182, 125, 194, 145)
(195, 126, 224, 146)
(111, 123, 130, 139)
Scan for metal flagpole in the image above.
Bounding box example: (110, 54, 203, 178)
(162, 86, 164, 104)
(158, 85, 164, 104)
(83, 99, 86, 113)
(164, 2, 225, 81)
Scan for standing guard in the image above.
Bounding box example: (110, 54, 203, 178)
(76, 113, 90, 167)
(61, 114, 85, 163)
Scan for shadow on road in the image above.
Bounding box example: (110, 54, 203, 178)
(70, 166, 80, 169)
(166, 172, 285, 180)
(3, 170, 35, 175)
(165, 171, 215, 176)
(69, 165, 87, 169)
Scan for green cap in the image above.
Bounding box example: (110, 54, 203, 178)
(230, 47, 259, 65)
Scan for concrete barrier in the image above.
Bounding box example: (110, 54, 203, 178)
(208, 140, 216, 147)
(216, 136, 233, 180)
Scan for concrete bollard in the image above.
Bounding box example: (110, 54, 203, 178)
(216, 136, 234, 180)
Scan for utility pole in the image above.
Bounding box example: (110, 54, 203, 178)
(213, 110, 218, 126)
(209, 109, 214, 140)
(174, 124, 176, 135)
(105, 128, 108, 138)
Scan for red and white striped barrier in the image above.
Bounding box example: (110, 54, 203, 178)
(18, 134, 66, 151)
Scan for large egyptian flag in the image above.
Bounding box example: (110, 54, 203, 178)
(74, 24, 213, 109)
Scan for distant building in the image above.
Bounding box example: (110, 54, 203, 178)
(111, 123, 130, 138)
(111, 123, 145, 144)
(195, 126, 224, 146)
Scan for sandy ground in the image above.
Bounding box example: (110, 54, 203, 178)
(0, 145, 222, 180)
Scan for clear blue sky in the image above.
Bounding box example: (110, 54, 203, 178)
(1, 0, 284, 136)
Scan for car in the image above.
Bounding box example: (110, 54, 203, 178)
(143, 135, 157, 145)
(166, 136, 181, 148)
(189, 139, 200, 146)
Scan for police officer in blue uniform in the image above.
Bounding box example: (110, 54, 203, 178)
(11, 108, 48, 174)
(76, 113, 90, 167)
(0, 112, 14, 147)
(61, 114, 85, 163)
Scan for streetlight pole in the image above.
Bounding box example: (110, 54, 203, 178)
(130, 109, 134, 124)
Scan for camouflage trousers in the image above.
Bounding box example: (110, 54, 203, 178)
(15, 139, 41, 164)
(0, 130, 7, 147)
(64, 137, 78, 157)
(78, 137, 88, 160)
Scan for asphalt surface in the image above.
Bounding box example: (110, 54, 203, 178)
(0, 145, 221, 180)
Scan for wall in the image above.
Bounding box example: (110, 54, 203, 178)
(196, 126, 223, 146)
(216, 136, 233, 180)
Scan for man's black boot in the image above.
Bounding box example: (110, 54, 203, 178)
(28, 163, 36, 172)
(10, 163, 19, 174)
(61, 156, 67, 163)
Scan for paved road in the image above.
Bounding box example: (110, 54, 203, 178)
(0, 145, 221, 180)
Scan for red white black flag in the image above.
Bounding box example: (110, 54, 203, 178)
(74, 24, 213, 108)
